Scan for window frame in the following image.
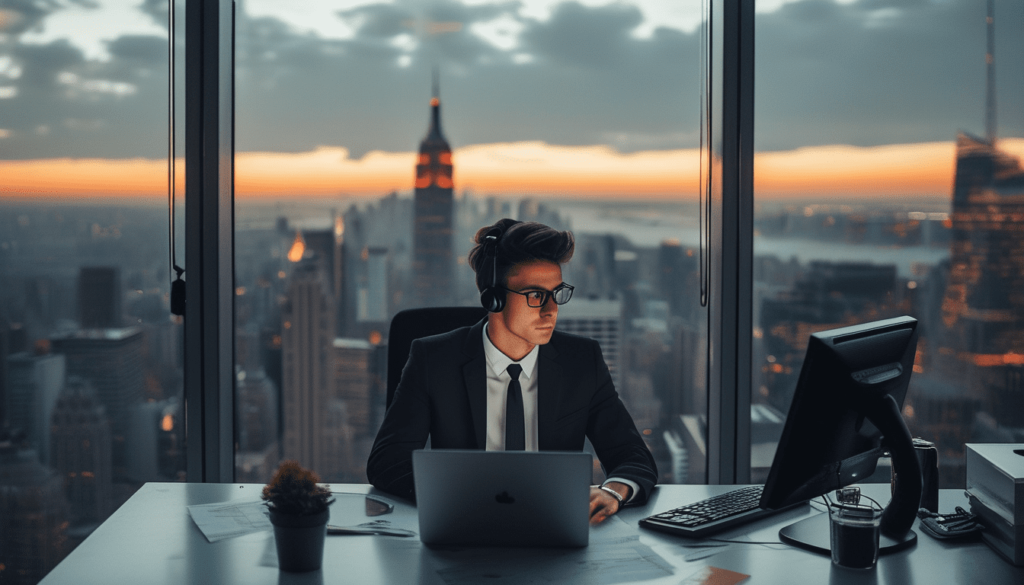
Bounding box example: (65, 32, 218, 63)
(183, 0, 756, 485)
(184, 0, 236, 483)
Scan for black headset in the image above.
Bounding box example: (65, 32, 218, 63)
(479, 229, 506, 313)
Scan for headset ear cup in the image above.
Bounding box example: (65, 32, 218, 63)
(480, 287, 505, 313)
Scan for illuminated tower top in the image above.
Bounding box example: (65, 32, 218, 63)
(416, 72, 453, 190)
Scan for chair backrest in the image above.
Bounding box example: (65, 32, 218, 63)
(386, 306, 488, 410)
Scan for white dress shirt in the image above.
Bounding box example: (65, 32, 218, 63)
(481, 324, 639, 502)
(483, 324, 540, 451)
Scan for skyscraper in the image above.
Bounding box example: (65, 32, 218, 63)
(78, 267, 122, 329)
(357, 246, 390, 326)
(6, 349, 66, 466)
(281, 262, 343, 479)
(412, 77, 455, 307)
(556, 298, 623, 389)
(937, 133, 1024, 427)
(49, 377, 113, 526)
(301, 217, 346, 336)
(333, 338, 374, 481)
(50, 328, 145, 479)
(0, 437, 71, 585)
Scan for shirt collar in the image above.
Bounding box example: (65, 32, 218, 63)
(482, 323, 538, 380)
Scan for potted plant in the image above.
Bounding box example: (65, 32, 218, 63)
(262, 460, 334, 572)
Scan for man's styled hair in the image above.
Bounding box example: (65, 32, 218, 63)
(467, 219, 575, 292)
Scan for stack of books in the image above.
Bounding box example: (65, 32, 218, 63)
(966, 443, 1024, 566)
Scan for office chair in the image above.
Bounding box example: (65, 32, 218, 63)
(386, 306, 487, 410)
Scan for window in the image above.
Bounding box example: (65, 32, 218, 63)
(753, 0, 1024, 487)
(233, 0, 711, 487)
(0, 1, 184, 582)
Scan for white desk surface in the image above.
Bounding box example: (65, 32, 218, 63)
(40, 482, 1022, 584)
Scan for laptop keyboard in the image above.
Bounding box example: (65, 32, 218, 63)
(639, 485, 783, 538)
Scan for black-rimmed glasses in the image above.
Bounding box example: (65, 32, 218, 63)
(501, 283, 574, 308)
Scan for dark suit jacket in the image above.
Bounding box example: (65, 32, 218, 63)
(367, 319, 658, 502)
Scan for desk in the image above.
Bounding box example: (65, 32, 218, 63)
(41, 483, 1022, 584)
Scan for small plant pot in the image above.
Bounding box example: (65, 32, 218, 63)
(268, 508, 329, 572)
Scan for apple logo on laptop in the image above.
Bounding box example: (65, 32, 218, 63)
(495, 491, 515, 504)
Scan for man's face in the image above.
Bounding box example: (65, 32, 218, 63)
(496, 260, 563, 349)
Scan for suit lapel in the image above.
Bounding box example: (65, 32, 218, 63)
(537, 340, 563, 451)
(462, 319, 488, 449)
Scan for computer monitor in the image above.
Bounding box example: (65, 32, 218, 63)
(760, 315, 922, 555)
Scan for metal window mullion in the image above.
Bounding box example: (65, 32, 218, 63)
(185, 0, 235, 484)
(707, 0, 754, 486)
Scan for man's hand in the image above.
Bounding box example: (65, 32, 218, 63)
(588, 482, 631, 525)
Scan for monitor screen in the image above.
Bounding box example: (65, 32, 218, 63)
(760, 316, 919, 511)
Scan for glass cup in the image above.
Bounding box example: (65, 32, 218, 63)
(829, 502, 883, 569)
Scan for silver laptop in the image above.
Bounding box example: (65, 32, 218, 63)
(412, 450, 592, 547)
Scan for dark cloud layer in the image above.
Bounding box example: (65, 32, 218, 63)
(756, 0, 1024, 150)
(0, 0, 1021, 160)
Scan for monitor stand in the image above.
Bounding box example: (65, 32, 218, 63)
(780, 393, 921, 556)
(779, 513, 916, 556)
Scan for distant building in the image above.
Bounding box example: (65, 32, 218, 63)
(333, 338, 374, 438)
(125, 398, 183, 482)
(6, 350, 66, 466)
(757, 261, 901, 412)
(0, 439, 71, 585)
(78, 267, 121, 329)
(50, 328, 145, 480)
(412, 80, 455, 307)
(49, 378, 113, 526)
(557, 298, 623, 389)
(281, 263, 343, 480)
(939, 134, 1024, 400)
(657, 240, 698, 320)
(301, 216, 346, 336)
(236, 369, 279, 455)
(332, 338, 376, 481)
(357, 247, 390, 326)
(0, 316, 10, 426)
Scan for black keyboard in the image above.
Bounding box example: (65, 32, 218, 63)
(639, 485, 800, 538)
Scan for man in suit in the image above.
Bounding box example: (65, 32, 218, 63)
(367, 219, 657, 524)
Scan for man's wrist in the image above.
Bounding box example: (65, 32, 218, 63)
(602, 480, 635, 503)
(599, 485, 625, 507)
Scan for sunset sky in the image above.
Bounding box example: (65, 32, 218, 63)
(4, 138, 1024, 201)
(1, 0, 1022, 202)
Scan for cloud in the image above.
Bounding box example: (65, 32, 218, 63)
(233, 0, 701, 157)
(521, 1, 644, 68)
(0, 0, 1021, 163)
(0, 0, 56, 36)
(755, 0, 1024, 150)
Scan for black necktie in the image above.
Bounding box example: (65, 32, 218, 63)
(505, 364, 525, 451)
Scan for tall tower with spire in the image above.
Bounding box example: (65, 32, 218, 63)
(936, 0, 1024, 435)
(412, 72, 455, 307)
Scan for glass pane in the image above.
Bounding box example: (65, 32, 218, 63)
(0, 1, 184, 582)
(234, 1, 710, 487)
(754, 0, 1024, 487)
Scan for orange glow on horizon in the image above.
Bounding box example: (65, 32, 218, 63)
(2, 139, 1023, 202)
